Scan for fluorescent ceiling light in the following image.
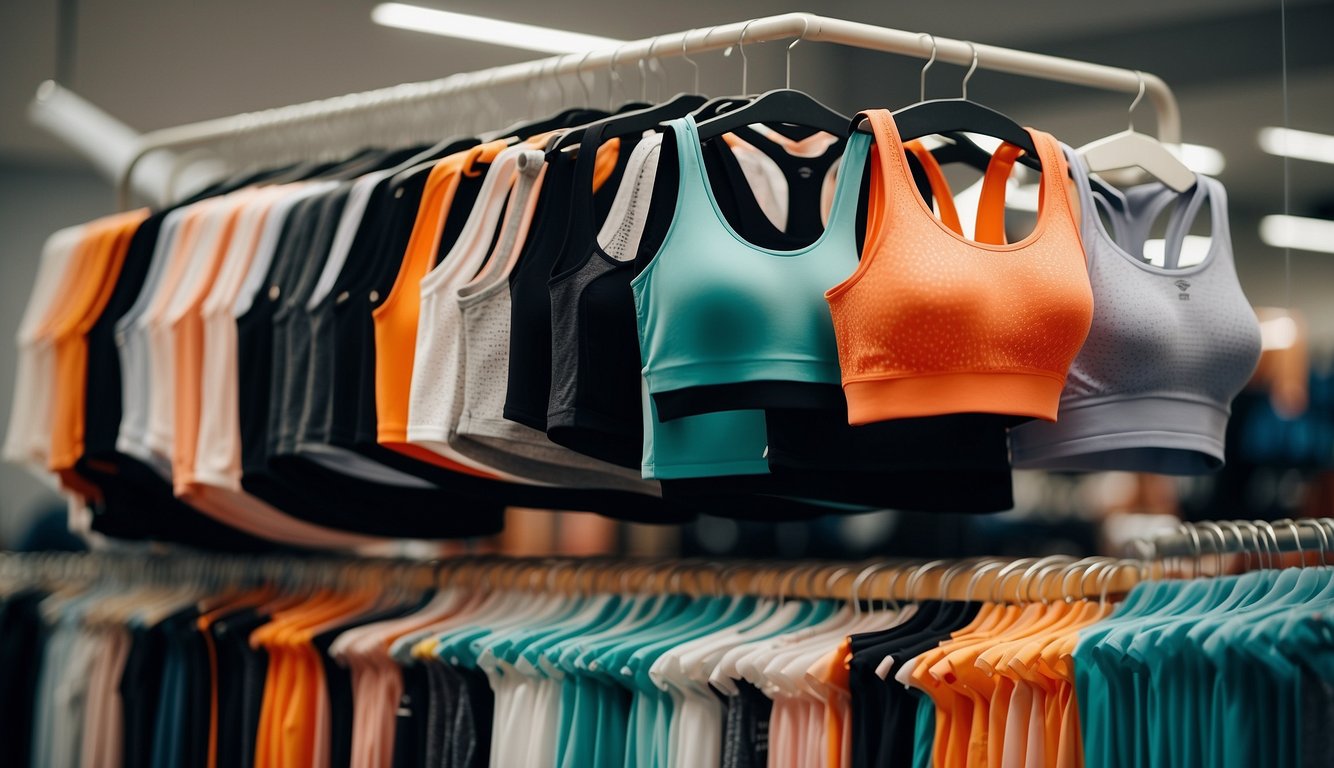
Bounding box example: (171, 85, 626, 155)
(1258, 127, 1334, 165)
(1260, 214, 1334, 254)
(1259, 315, 1298, 351)
(371, 3, 625, 54)
(1176, 143, 1225, 175)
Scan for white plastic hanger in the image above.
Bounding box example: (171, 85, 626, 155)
(1078, 71, 1196, 192)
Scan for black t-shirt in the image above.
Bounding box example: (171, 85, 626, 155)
(722, 679, 774, 768)
(211, 607, 270, 768)
(847, 601, 981, 768)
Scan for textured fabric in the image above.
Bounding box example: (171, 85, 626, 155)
(374, 142, 506, 475)
(825, 109, 1094, 425)
(1009, 148, 1262, 474)
(406, 145, 536, 477)
(408, 144, 651, 492)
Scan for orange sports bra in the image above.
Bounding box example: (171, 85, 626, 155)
(825, 109, 1093, 426)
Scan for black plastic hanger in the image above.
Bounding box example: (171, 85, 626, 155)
(695, 88, 849, 142)
(890, 100, 1039, 159)
(860, 40, 1040, 163)
(489, 107, 612, 143)
(690, 96, 752, 120)
(931, 132, 1041, 172)
(550, 93, 707, 151)
(694, 21, 849, 142)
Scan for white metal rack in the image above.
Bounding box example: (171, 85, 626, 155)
(56, 12, 1183, 209)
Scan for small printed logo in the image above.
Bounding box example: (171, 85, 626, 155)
(797, 166, 813, 179)
(1175, 279, 1191, 300)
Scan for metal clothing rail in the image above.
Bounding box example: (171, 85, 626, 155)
(107, 12, 1183, 209)
(0, 551, 1156, 603)
(1134, 518, 1334, 561)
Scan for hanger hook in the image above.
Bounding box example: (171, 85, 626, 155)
(738, 19, 759, 96)
(609, 43, 628, 110)
(1296, 518, 1330, 565)
(961, 41, 979, 101)
(576, 50, 594, 106)
(1128, 70, 1146, 132)
(1276, 519, 1308, 568)
(647, 35, 665, 101)
(918, 33, 937, 103)
(1255, 520, 1282, 569)
(681, 28, 701, 94)
(552, 56, 567, 110)
(1196, 521, 1230, 576)
(786, 17, 810, 91)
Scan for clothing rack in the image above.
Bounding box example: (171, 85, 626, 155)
(0, 550, 1155, 602)
(9, 517, 1331, 605)
(102, 11, 1184, 209)
(6, 519, 1323, 600)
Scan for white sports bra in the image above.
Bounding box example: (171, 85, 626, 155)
(1009, 147, 1262, 473)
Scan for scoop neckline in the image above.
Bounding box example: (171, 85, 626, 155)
(1089, 176, 1218, 277)
(685, 115, 845, 259)
(893, 126, 1053, 253)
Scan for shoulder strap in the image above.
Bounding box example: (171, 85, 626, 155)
(902, 141, 963, 235)
(1161, 174, 1213, 270)
(1029, 129, 1081, 244)
(565, 122, 609, 244)
(854, 110, 1028, 247)
(821, 129, 869, 247)
(660, 115, 720, 232)
(974, 142, 1024, 245)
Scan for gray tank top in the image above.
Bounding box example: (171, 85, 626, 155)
(1009, 147, 1262, 474)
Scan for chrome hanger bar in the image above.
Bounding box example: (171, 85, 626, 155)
(1135, 518, 1333, 559)
(87, 12, 1181, 209)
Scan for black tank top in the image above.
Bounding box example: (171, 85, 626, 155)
(236, 189, 506, 539)
(320, 147, 688, 524)
(503, 142, 633, 432)
(544, 123, 647, 469)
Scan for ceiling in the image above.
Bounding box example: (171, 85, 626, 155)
(1, 0, 1331, 327)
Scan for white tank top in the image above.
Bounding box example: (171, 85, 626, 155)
(449, 148, 657, 493)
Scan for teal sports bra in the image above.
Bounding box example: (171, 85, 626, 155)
(631, 116, 867, 422)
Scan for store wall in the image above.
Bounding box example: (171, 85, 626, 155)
(0, 159, 113, 546)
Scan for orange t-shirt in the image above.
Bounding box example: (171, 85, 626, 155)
(48, 210, 149, 491)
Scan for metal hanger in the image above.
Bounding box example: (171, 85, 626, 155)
(694, 18, 849, 142)
(871, 40, 1041, 164)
